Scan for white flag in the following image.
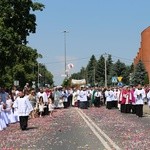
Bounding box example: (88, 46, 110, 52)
(67, 63, 74, 69)
(39, 73, 42, 77)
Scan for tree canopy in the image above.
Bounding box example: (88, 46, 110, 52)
(69, 54, 138, 87)
(0, 0, 53, 88)
(132, 60, 149, 85)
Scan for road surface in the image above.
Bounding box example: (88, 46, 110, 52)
(0, 106, 150, 150)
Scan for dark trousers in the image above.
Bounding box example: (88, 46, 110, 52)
(79, 101, 88, 109)
(94, 97, 100, 107)
(121, 104, 126, 113)
(19, 116, 29, 130)
(103, 96, 106, 105)
(136, 105, 143, 117)
(131, 105, 136, 114)
(112, 101, 118, 108)
(106, 101, 112, 109)
(125, 104, 132, 113)
(68, 95, 73, 107)
(63, 102, 69, 108)
(44, 104, 49, 115)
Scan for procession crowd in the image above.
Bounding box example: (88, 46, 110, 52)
(0, 83, 150, 131)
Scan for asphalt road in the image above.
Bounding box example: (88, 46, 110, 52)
(35, 107, 107, 150)
(1, 106, 150, 150)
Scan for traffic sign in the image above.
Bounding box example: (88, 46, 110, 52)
(117, 82, 123, 87)
(14, 80, 19, 86)
(112, 77, 117, 83)
(117, 76, 123, 82)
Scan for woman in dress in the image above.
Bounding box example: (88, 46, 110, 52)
(28, 90, 37, 118)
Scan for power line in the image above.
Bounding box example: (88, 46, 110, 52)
(110, 54, 133, 62)
(43, 56, 92, 65)
(42, 53, 134, 65)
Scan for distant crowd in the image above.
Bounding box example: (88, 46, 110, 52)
(0, 83, 150, 131)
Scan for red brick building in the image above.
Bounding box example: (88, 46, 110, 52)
(134, 26, 150, 80)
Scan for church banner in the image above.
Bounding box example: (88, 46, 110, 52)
(71, 79, 86, 85)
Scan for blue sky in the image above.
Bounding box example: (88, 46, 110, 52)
(28, 0, 150, 85)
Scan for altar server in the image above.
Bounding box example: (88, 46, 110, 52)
(13, 88, 33, 130)
(146, 87, 150, 108)
(134, 84, 146, 117)
(105, 87, 113, 109)
(79, 87, 88, 109)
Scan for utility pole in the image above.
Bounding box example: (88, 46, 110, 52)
(103, 53, 108, 87)
(93, 67, 95, 86)
(38, 62, 40, 88)
(43, 63, 45, 87)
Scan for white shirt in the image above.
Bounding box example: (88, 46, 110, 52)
(113, 89, 120, 101)
(147, 91, 150, 107)
(79, 90, 88, 102)
(13, 96, 33, 116)
(105, 90, 113, 102)
(94, 91, 102, 98)
(37, 92, 48, 103)
(6, 99, 13, 111)
(134, 88, 146, 105)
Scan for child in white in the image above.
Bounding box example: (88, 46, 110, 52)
(0, 103, 7, 131)
(13, 93, 20, 122)
(48, 97, 55, 117)
(5, 95, 16, 124)
(38, 96, 45, 117)
(0, 102, 9, 125)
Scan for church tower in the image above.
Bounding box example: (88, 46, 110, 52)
(134, 26, 150, 80)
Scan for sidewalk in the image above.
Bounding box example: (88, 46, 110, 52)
(143, 104, 150, 115)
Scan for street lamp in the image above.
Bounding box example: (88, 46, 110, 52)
(63, 31, 69, 77)
(103, 53, 108, 87)
(37, 54, 43, 88)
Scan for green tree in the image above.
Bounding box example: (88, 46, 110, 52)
(144, 73, 149, 85)
(62, 78, 71, 87)
(71, 72, 81, 80)
(111, 59, 130, 85)
(0, 0, 44, 44)
(132, 60, 149, 85)
(0, 1, 54, 88)
(70, 55, 133, 87)
(38, 63, 53, 87)
(71, 67, 87, 80)
(95, 55, 105, 86)
(64, 67, 87, 87)
(0, 0, 44, 70)
(80, 67, 87, 80)
(106, 54, 113, 86)
(86, 55, 97, 86)
(123, 65, 130, 85)
(129, 63, 134, 73)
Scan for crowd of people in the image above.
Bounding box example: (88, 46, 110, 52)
(0, 83, 150, 131)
